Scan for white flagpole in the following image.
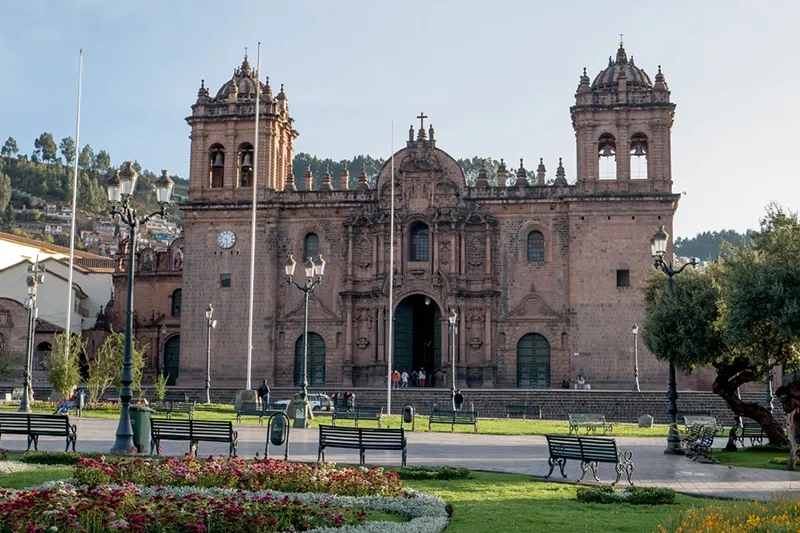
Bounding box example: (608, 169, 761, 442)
(246, 43, 261, 391)
(387, 122, 395, 415)
(64, 49, 83, 347)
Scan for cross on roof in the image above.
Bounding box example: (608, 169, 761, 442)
(244, 46, 249, 58)
(417, 112, 428, 131)
(619, 33, 624, 46)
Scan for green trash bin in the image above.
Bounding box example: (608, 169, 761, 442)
(129, 405, 154, 454)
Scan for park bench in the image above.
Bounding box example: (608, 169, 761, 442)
(0, 413, 77, 452)
(684, 424, 717, 462)
(428, 407, 478, 433)
(332, 406, 384, 428)
(317, 425, 406, 466)
(682, 415, 724, 436)
(235, 406, 286, 425)
(506, 404, 542, 420)
(568, 413, 613, 435)
(152, 392, 196, 420)
(737, 422, 765, 447)
(10, 388, 23, 401)
(545, 434, 634, 486)
(150, 418, 237, 457)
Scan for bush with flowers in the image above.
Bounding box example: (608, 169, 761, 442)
(657, 500, 800, 533)
(74, 455, 404, 497)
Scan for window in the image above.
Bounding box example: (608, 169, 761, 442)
(630, 133, 649, 179)
(171, 289, 182, 316)
(303, 233, 319, 261)
(409, 222, 429, 262)
(527, 231, 545, 263)
(209, 144, 225, 188)
(220, 273, 231, 288)
(598, 133, 617, 180)
(238, 143, 254, 187)
(616, 269, 630, 287)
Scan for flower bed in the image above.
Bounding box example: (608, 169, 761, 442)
(657, 500, 800, 532)
(74, 456, 403, 497)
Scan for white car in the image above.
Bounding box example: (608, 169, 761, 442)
(273, 393, 332, 412)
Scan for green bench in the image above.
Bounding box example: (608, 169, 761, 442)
(545, 434, 634, 486)
(152, 392, 196, 420)
(0, 412, 77, 452)
(568, 413, 613, 435)
(682, 415, 724, 436)
(737, 422, 765, 447)
(150, 418, 237, 457)
(506, 405, 542, 420)
(332, 406, 383, 428)
(683, 424, 717, 462)
(317, 425, 407, 466)
(428, 408, 478, 433)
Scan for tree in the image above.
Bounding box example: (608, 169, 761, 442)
(48, 332, 84, 400)
(87, 330, 148, 403)
(94, 150, 111, 173)
(1, 137, 18, 158)
(78, 144, 93, 170)
(60, 137, 76, 166)
(34, 132, 58, 163)
(0, 170, 11, 215)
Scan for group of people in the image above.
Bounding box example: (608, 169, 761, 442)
(331, 391, 356, 408)
(391, 368, 451, 388)
(561, 375, 591, 390)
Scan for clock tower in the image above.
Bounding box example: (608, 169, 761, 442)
(179, 55, 298, 387)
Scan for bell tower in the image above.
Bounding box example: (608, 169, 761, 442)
(571, 41, 675, 193)
(186, 55, 298, 200)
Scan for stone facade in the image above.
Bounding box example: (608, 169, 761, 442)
(177, 44, 695, 391)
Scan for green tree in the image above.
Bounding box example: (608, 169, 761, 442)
(34, 132, 58, 163)
(1, 137, 18, 158)
(48, 333, 84, 400)
(91, 330, 148, 400)
(78, 144, 93, 170)
(0, 170, 11, 215)
(60, 137, 76, 165)
(94, 150, 111, 173)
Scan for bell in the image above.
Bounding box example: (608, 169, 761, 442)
(241, 152, 253, 171)
(212, 152, 224, 168)
(598, 143, 615, 157)
(631, 140, 646, 157)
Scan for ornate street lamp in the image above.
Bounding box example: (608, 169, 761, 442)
(205, 304, 217, 404)
(632, 324, 640, 392)
(285, 252, 326, 427)
(18, 264, 44, 413)
(651, 225, 697, 455)
(448, 309, 458, 409)
(107, 162, 173, 454)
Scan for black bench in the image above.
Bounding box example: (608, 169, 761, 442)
(332, 406, 383, 428)
(150, 419, 237, 456)
(152, 392, 196, 420)
(317, 425, 406, 466)
(235, 407, 285, 425)
(684, 424, 717, 462)
(0, 413, 77, 452)
(568, 413, 613, 435)
(506, 405, 542, 420)
(737, 422, 765, 447)
(545, 434, 634, 486)
(428, 408, 478, 433)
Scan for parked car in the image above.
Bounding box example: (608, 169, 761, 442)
(273, 393, 332, 412)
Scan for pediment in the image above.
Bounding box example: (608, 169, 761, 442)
(507, 295, 561, 319)
(281, 294, 340, 321)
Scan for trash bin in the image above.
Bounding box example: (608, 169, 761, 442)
(129, 405, 154, 454)
(402, 404, 414, 424)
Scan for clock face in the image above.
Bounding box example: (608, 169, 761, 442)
(217, 230, 236, 249)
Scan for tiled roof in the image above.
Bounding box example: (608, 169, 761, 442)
(35, 318, 64, 333)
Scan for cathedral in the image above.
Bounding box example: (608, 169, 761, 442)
(176, 43, 680, 390)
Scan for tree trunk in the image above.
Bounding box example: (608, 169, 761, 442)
(713, 361, 789, 446)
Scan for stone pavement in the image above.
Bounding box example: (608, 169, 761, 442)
(2, 417, 799, 501)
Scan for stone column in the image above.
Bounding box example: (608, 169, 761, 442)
(459, 230, 466, 275)
(484, 223, 491, 276)
(458, 309, 467, 387)
(450, 224, 456, 274)
(346, 226, 353, 278)
(378, 306, 385, 363)
(343, 304, 354, 387)
(432, 223, 439, 273)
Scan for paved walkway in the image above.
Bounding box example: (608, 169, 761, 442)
(2, 418, 799, 500)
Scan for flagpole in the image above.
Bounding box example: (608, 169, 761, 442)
(64, 49, 83, 347)
(387, 122, 395, 415)
(246, 42, 261, 391)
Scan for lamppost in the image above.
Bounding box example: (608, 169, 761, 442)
(107, 163, 173, 454)
(448, 309, 458, 409)
(19, 263, 45, 413)
(284, 252, 326, 418)
(205, 303, 217, 405)
(650, 225, 697, 455)
(632, 323, 641, 392)
(765, 365, 774, 413)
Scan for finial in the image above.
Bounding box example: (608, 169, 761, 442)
(583, 67, 587, 76)
(320, 164, 333, 190)
(428, 124, 435, 142)
(519, 158, 524, 168)
(244, 46, 249, 59)
(609, 56, 613, 66)
(281, 83, 284, 91)
(475, 159, 490, 188)
(619, 33, 624, 47)
(356, 162, 369, 190)
(201, 79, 205, 89)
(658, 65, 662, 74)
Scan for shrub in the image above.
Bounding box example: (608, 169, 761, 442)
(21, 451, 104, 465)
(576, 486, 676, 505)
(769, 456, 789, 465)
(395, 465, 471, 480)
(657, 499, 800, 532)
(750, 442, 790, 452)
(153, 372, 169, 401)
(0, 448, 7, 461)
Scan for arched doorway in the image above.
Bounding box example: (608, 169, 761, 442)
(517, 333, 550, 388)
(34, 341, 52, 370)
(294, 333, 326, 387)
(164, 335, 180, 386)
(393, 294, 441, 380)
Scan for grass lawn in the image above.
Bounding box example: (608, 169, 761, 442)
(714, 447, 791, 471)
(0, 467, 72, 489)
(406, 471, 727, 533)
(0, 403, 670, 437)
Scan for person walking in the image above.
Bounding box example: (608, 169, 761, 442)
(391, 370, 400, 389)
(454, 389, 464, 410)
(418, 368, 426, 388)
(412, 370, 419, 387)
(400, 370, 409, 388)
(257, 379, 271, 408)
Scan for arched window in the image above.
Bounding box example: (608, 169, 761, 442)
(171, 289, 182, 317)
(517, 333, 551, 388)
(527, 231, 545, 263)
(303, 233, 319, 261)
(294, 333, 326, 387)
(598, 133, 617, 180)
(409, 222, 429, 262)
(238, 143, 254, 187)
(630, 133, 649, 179)
(209, 144, 225, 188)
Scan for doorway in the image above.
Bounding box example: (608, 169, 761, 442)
(393, 294, 441, 381)
(164, 335, 180, 386)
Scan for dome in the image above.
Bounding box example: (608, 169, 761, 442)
(591, 45, 652, 90)
(214, 56, 265, 99)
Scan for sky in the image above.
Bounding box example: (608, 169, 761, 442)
(1, 0, 798, 238)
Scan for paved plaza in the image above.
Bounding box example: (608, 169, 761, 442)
(2, 417, 799, 500)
